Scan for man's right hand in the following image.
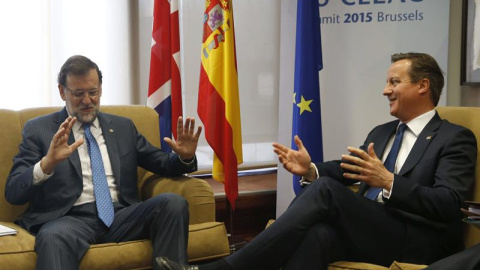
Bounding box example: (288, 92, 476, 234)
(273, 135, 316, 181)
(40, 116, 84, 174)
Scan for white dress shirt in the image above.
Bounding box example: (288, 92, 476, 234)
(33, 118, 119, 206)
(380, 109, 435, 199)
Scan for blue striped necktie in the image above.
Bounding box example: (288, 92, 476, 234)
(365, 123, 407, 200)
(83, 124, 114, 227)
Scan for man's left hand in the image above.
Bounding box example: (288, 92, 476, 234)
(340, 143, 394, 191)
(164, 116, 202, 160)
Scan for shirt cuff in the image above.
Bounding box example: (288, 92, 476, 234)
(33, 161, 53, 185)
(382, 177, 394, 199)
(178, 155, 196, 165)
(300, 163, 319, 186)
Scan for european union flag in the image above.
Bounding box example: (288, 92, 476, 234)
(291, 0, 323, 195)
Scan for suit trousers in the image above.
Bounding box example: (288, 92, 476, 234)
(33, 193, 189, 270)
(225, 177, 445, 270)
(424, 243, 480, 270)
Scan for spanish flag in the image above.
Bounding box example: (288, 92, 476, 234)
(198, 0, 242, 208)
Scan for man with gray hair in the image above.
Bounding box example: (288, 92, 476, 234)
(6, 55, 202, 270)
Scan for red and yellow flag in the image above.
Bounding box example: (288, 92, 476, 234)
(198, 0, 242, 208)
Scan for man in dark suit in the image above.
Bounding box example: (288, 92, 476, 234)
(157, 53, 477, 270)
(5, 55, 202, 270)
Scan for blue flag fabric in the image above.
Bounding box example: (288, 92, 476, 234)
(291, 0, 323, 195)
(156, 97, 173, 153)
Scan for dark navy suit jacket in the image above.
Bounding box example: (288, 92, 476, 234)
(5, 107, 197, 232)
(316, 112, 477, 256)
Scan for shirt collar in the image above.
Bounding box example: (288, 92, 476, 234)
(401, 109, 435, 137)
(72, 117, 100, 133)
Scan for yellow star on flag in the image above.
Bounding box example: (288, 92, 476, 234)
(293, 92, 297, 104)
(297, 95, 313, 115)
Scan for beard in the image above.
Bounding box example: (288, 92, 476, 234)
(68, 104, 100, 124)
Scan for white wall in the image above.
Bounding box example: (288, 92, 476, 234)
(0, 0, 133, 110)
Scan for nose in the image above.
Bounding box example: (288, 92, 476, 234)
(81, 94, 92, 104)
(383, 84, 392, 96)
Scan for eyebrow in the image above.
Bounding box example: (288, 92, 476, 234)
(69, 88, 99, 92)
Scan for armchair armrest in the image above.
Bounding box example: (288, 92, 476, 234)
(348, 184, 359, 193)
(139, 172, 216, 224)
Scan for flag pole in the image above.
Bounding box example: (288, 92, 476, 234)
(226, 198, 234, 236)
(225, 184, 248, 253)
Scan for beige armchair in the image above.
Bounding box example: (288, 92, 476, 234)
(0, 105, 230, 269)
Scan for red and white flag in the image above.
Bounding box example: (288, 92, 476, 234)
(148, 0, 182, 152)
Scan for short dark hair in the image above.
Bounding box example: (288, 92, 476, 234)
(391, 52, 444, 106)
(57, 55, 103, 86)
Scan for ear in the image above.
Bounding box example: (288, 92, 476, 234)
(418, 78, 430, 95)
(58, 84, 66, 101)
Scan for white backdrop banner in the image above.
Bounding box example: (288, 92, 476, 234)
(277, 0, 450, 216)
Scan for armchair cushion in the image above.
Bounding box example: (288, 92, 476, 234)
(328, 261, 427, 270)
(0, 222, 36, 270)
(328, 261, 389, 269)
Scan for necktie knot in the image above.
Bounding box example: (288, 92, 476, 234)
(397, 123, 407, 136)
(84, 123, 91, 132)
(83, 124, 94, 145)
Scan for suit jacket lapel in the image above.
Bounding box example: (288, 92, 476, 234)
(358, 121, 398, 194)
(358, 114, 441, 194)
(98, 113, 121, 187)
(373, 121, 399, 159)
(399, 113, 441, 175)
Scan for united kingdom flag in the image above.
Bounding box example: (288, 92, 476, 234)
(147, 0, 182, 152)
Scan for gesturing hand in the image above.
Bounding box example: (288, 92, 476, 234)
(164, 116, 202, 160)
(41, 116, 84, 174)
(273, 135, 315, 180)
(340, 143, 394, 191)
